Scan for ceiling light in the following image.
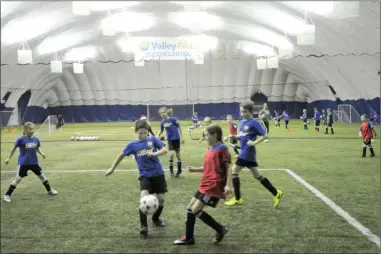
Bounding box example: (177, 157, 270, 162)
(64, 46, 97, 62)
(101, 12, 155, 33)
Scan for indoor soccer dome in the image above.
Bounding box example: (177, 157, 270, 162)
(1, 1, 379, 123)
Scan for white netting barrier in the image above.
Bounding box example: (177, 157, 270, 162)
(336, 104, 361, 123)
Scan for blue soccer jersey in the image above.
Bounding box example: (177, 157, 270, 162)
(160, 117, 180, 140)
(283, 113, 290, 121)
(15, 136, 41, 165)
(123, 136, 165, 177)
(237, 118, 266, 162)
(192, 114, 198, 123)
(313, 111, 320, 120)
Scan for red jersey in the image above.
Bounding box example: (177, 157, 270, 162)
(228, 122, 238, 136)
(360, 122, 374, 141)
(199, 143, 231, 198)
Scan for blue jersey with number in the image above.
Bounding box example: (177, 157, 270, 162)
(237, 118, 266, 162)
(15, 136, 40, 165)
(160, 117, 180, 140)
(123, 136, 165, 177)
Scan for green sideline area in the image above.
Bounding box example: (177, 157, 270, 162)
(1, 121, 380, 253)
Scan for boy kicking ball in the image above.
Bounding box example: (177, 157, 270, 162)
(174, 124, 232, 245)
(3, 122, 57, 202)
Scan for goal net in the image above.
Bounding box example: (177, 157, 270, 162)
(36, 115, 62, 134)
(336, 104, 361, 123)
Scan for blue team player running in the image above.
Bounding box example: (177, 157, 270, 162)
(156, 107, 184, 177)
(106, 120, 168, 238)
(191, 112, 200, 128)
(225, 101, 283, 207)
(274, 110, 281, 128)
(4, 122, 57, 203)
(283, 110, 290, 130)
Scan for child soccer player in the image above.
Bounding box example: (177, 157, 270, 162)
(274, 110, 281, 128)
(192, 112, 200, 128)
(3, 122, 57, 202)
(138, 115, 155, 136)
(324, 108, 334, 134)
(259, 103, 271, 143)
(283, 110, 290, 130)
(225, 102, 283, 207)
(321, 109, 326, 125)
(312, 108, 321, 132)
(174, 124, 232, 245)
(301, 109, 308, 130)
(224, 114, 240, 155)
(359, 114, 377, 157)
(105, 120, 168, 238)
(198, 117, 212, 144)
(156, 107, 184, 177)
(56, 114, 64, 130)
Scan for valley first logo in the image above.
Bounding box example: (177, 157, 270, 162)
(139, 40, 196, 52)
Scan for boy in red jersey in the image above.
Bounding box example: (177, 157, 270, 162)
(174, 124, 232, 245)
(359, 114, 377, 157)
(224, 114, 240, 154)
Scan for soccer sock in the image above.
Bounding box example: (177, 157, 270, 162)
(169, 160, 174, 174)
(42, 180, 52, 192)
(196, 210, 222, 232)
(232, 174, 241, 200)
(325, 127, 328, 133)
(177, 161, 182, 175)
(5, 184, 16, 196)
(259, 176, 278, 196)
(331, 128, 334, 134)
(233, 147, 239, 154)
(185, 209, 196, 240)
(152, 206, 164, 222)
(139, 209, 148, 227)
(362, 147, 367, 156)
(370, 148, 375, 155)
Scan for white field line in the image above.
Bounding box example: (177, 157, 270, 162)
(1, 168, 286, 173)
(285, 169, 380, 249)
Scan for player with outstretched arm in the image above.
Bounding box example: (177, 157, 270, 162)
(174, 124, 232, 245)
(105, 120, 168, 238)
(3, 122, 57, 202)
(224, 102, 283, 207)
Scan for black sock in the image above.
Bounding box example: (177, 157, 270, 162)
(5, 184, 16, 196)
(325, 128, 328, 133)
(186, 209, 196, 240)
(259, 177, 278, 196)
(152, 206, 164, 222)
(232, 174, 241, 200)
(362, 147, 366, 156)
(139, 209, 148, 227)
(43, 180, 51, 192)
(177, 161, 182, 175)
(197, 211, 222, 232)
(370, 147, 375, 155)
(331, 128, 334, 134)
(169, 160, 174, 174)
(233, 147, 239, 154)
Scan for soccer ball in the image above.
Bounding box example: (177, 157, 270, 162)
(79, 136, 85, 141)
(76, 136, 80, 141)
(307, 121, 310, 124)
(95, 136, 99, 141)
(70, 136, 75, 141)
(139, 195, 159, 215)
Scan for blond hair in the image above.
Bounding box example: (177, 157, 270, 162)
(24, 122, 34, 130)
(204, 117, 212, 124)
(159, 107, 173, 116)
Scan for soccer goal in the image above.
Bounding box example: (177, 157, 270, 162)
(36, 115, 62, 134)
(336, 104, 361, 123)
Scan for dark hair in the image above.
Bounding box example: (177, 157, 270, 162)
(240, 101, 254, 113)
(135, 119, 150, 133)
(206, 124, 223, 143)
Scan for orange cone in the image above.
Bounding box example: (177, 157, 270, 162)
(10, 128, 15, 133)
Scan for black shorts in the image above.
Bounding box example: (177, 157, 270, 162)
(194, 191, 220, 208)
(235, 158, 258, 168)
(17, 165, 42, 178)
(303, 119, 307, 123)
(230, 139, 237, 145)
(168, 139, 180, 151)
(326, 122, 333, 127)
(263, 121, 269, 134)
(315, 120, 321, 126)
(277, 118, 281, 123)
(139, 174, 168, 194)
(363, 140, 372, 146)
(285, 120, 289, 125)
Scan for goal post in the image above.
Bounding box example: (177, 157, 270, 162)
(36, 115, 63, 135)
(337, 104, 361, 123)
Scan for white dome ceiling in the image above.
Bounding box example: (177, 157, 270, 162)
(1, 1, 380, 108)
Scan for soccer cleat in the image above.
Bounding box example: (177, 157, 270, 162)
(264, 139, 269, 143)
(370, 154, 375, 157)
(273, 190, 283, 208)
(214, 225, 228, 244)
(3, 195, 11, 202)
(152, 218, 166, 227)
(224, 197, 244, 206)
(140, 226, 148, 238)
(175, 173, 182, 178)
(174, 236, 195, 245)
(48, 189, 58, 195)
